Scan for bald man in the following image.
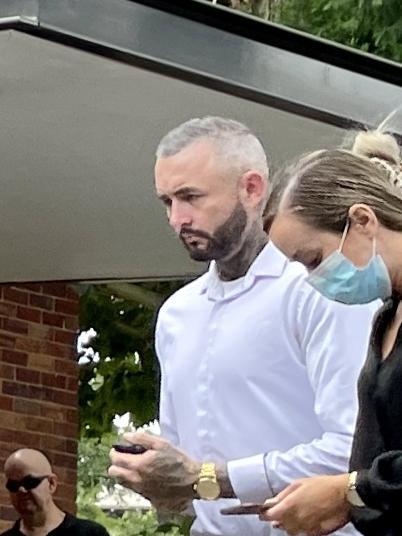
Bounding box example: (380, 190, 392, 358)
(1, 448, 109, 536)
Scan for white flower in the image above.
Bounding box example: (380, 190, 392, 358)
(78, 355, 91, 365)
(77, 328, 100, 364)
(112, 412, 134, 435)
(113, 412, 131, 429)
(112, 414, 161, 437)
(88, 374, 104, 391)
(137, 419, 161, 436)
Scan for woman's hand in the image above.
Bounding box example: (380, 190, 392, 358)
(260, 474, 351, 536)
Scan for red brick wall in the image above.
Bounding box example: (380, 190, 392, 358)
(0, 283, 79, 531)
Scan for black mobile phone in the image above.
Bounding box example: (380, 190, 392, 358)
(220, 502, 271, 515)
(112, 443, 147, 454)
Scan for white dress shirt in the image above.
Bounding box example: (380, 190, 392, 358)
(155, 241, 378, 536)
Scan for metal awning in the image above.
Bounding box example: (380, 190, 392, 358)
(1, 0, 401, 283)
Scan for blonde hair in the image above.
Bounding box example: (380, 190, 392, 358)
(274, 129, 402, 233)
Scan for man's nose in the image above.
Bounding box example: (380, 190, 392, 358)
(169, 201, 192, 234)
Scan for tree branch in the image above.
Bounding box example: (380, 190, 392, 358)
(105, 283, 162, 309)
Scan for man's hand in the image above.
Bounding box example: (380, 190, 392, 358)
(109, 433, 201, 512)
(260, 474, 351, 536)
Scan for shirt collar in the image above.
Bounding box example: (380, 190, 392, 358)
(199, 240, 288, 300)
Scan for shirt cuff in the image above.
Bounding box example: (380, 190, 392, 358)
(227, 454, 273, 503)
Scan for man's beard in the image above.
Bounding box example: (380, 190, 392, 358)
(179, 202, 248, 262)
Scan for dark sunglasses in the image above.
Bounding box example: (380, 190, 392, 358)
(6, 475, 48, 493)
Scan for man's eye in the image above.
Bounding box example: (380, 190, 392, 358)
(182, 194, 200, 202)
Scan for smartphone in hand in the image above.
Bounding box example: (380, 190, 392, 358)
(112, 443, 147, 454)
(220, 502, 271, 515)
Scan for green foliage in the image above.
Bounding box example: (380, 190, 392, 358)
(78, 503, 177, 536)
(77, 432, 113, 490)
(78, 489, 188, 536)
(212, 0, 402, 63)
(77, 434, 191, 536)
(278, 0, 402, 62)
(79, 282, 184, 437)
(78, 281, 189, 531)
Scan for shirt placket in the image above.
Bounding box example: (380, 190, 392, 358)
(196, 301, 223, 456)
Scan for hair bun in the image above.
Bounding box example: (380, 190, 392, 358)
(351, 130, 400, 166)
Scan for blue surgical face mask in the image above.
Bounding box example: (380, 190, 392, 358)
(306, 222, 392, 304)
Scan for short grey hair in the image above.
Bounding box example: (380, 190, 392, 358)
(156, 116, 269, 184)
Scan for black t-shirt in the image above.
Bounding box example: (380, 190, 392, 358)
(350, 297, 402, 536)
(0, 513, 110, 536)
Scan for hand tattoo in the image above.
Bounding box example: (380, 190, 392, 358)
(141, 444, 200, 511)
(110, 438, 200, 512)
(110, 434, 237, 512)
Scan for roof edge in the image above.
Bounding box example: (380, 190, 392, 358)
(130, 0, 402, 86)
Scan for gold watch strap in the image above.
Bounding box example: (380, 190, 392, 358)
(193, 462, 221, 500)
(199, 462, 217, 479)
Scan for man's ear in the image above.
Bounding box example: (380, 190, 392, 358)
(48, 474, 58, 495)
(348, 204, 379, 239)
(238, 170, 267, 209)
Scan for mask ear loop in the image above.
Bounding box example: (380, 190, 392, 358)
(338, 220, 350, 252)
(339, 218, 377, 258)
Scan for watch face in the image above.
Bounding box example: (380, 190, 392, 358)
(197, 479, 220, 500)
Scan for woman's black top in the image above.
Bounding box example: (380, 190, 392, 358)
(350, 297, 402, 536)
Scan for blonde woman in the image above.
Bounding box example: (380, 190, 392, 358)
(260, 130, 402, 536)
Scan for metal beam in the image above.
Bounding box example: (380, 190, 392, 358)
(0, 0, 38, 23)
(1, 0, 401, 132)
(13, 0, 399, 134)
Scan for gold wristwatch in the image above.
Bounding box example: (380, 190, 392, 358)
(193, 462, 221, 500)
(346, 471, 365, 507)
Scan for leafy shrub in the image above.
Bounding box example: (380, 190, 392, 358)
(77, 435, 190, 536)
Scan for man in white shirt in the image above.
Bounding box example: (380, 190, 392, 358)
(109, 117, 377, 536)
